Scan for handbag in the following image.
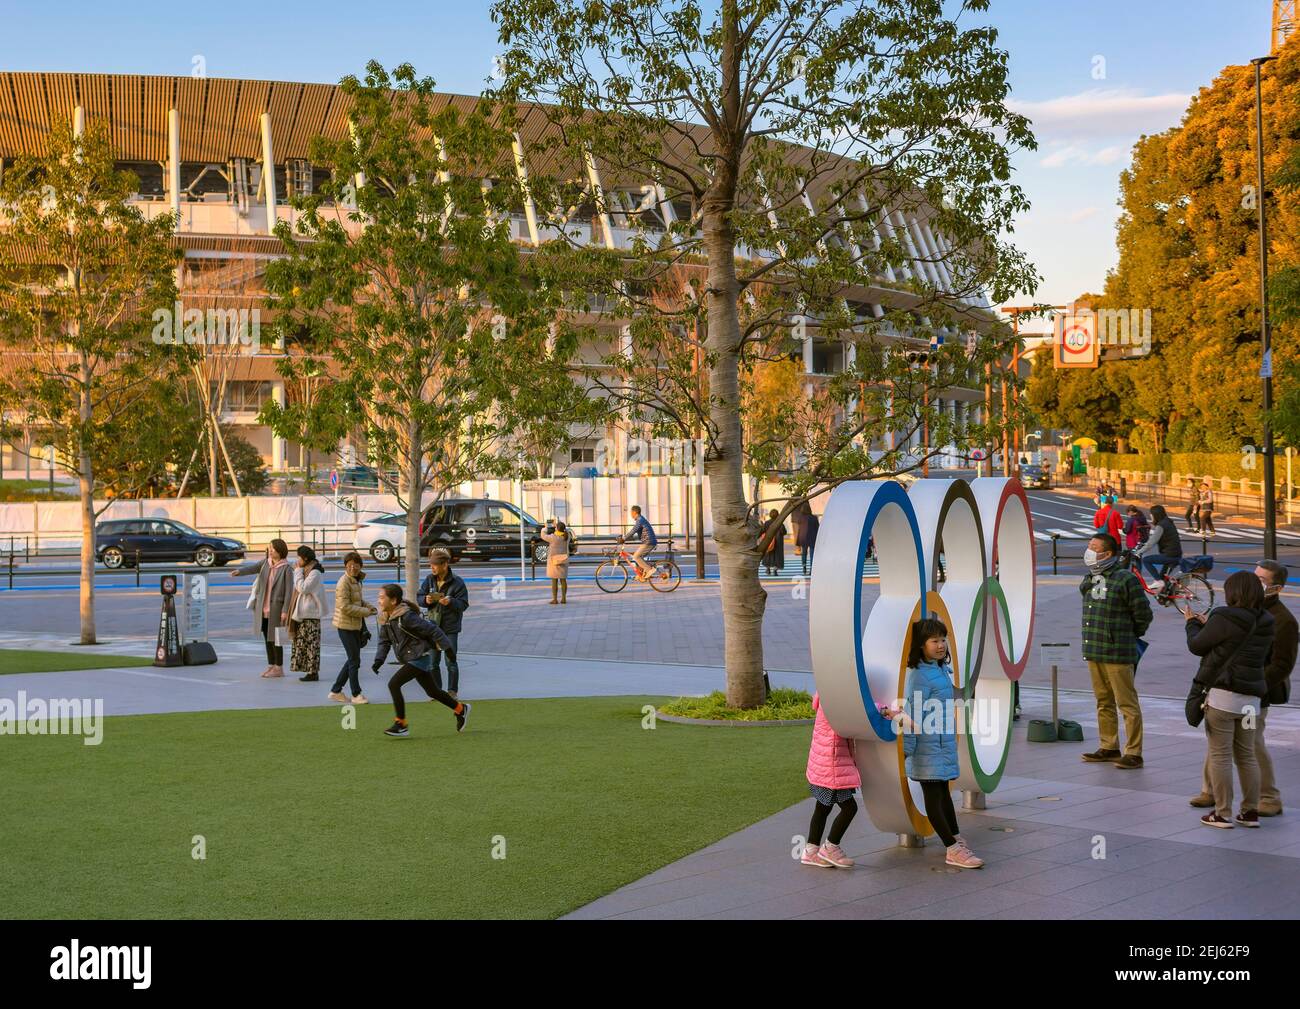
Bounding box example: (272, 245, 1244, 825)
(359, 619, 372, 648)
(1186, 613, 1257, 727)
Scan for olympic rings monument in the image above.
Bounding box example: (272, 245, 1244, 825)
(810, 477, 1036, 842)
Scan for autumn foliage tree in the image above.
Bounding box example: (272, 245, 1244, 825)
(1027, 38, 1300, 454)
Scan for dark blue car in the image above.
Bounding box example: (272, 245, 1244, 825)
(95, 519, 246, 569)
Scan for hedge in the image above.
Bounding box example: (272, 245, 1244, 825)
(1090, 452, 1289, 486)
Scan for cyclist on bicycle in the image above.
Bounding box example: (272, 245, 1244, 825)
(1136, 503, 1183, 592)
(621, 504, 658, 579)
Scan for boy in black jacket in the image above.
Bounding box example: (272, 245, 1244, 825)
(372, 583, 470, 737)
(418, 546, 470, 697)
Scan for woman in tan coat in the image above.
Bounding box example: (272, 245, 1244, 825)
(329, 551, 377, 703)
(541, 519, 572, 604)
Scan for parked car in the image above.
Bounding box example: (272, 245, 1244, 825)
(95, 519, 246, 569)
(353, 512, 407, 564)
(1020, 464, 1051, 489)
(419, 498, 549, 563)
(338, 464, 400, 490)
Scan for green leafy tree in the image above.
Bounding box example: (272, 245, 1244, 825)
(263, 62, 591, 598)
(0, 118, 182, 643)
(190, 427, 269, 497)
(92, 382, 205, 497)
(493, 0, 1037, 706)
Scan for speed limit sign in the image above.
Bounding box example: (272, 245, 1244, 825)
(1055, 313, 1098, 369)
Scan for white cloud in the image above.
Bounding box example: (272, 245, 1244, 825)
(1039, 143, 1131, 170)
(1009, 88, 1191, 138)
(1067, 207, 1100, 223)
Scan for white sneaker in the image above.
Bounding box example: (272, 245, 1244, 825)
(351, 694, 369, 705)
(1147, 579, 1165, 592)
(327, 691, 347, 703)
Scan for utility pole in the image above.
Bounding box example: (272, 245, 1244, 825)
(1253, 55, 1278, 560)
(692, 318, 707, 580)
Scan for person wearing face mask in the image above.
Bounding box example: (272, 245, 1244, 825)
(1189, 560, 1296, 817)
(1079, 532, 1153, 768)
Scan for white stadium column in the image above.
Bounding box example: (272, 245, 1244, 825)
(260, 112, 277, 232)
(271, 382, 286, 471)
(583, 149, 617, 250)
(511, 133, 540, 246)
(168, 107, 181, 230)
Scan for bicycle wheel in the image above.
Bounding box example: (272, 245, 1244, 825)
(594, 559, 629, 593)
(1176, 574, 1215, 616)
(649, 560, 682, 592)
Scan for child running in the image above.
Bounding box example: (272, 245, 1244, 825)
(888, 618, 984, 869)
(800, 692, 859, 867)
(371, 583, 470, 737)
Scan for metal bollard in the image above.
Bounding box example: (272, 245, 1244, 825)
(1051, 533, 1059, 575)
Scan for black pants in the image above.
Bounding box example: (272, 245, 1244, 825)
(1200, 508, 1215, 535)
(918, 780, 960, 847)
(388, 662, 459, 720)
(261, 617, 283, 665)
(800, 544, 815, 575)
(1185, 504, 1199, 530)
(332, 628, 363, 696)
(807, 797, 857, 846)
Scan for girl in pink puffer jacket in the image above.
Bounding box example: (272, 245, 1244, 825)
(801, 692, 860, 868)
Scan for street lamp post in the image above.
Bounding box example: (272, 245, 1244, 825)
(1253, 55, 1278, 560)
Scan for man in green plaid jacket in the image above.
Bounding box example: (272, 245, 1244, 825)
(1079, 532, 1153, 768)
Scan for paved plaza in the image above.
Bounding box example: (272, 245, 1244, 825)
(2, 575, 1297, 920)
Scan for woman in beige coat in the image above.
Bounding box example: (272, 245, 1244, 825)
(541, 519, 572, 604)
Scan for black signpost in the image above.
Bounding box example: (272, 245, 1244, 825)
(154, 574, 183, 667)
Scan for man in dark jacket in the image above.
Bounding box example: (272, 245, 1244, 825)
(1080, 532, 1153, 768)
(418, 546, 470, 697)
(1190, 560, 1297, 815)
(371, 583, 469, 738)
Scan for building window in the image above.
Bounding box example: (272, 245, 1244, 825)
(570, 447, 595, 463)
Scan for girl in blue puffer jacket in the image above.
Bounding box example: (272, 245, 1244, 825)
(888, 617, 984, 870)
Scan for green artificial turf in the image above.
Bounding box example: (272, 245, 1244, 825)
(0, 648, 155, 675)
(0, 696, 810, 919)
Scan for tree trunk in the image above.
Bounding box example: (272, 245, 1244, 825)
(208, 420, 219, 497)
(701, 0, 767, 710)
(404, 417, 422, 602)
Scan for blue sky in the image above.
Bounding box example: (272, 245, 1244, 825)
(0, 0, 1278, 316)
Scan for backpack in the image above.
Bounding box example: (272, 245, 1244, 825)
(566, 528, 578, 555)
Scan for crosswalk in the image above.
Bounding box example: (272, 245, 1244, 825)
(758, 510, 1298, 582)
(1031, 519, 1300, 545)
(759, 549, 879, 578)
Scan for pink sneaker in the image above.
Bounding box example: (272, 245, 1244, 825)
(800, 843, 832, 867)
(327, 691, 348, 703)
(945, 843, 984, 869)
(818, 842, 854, 868)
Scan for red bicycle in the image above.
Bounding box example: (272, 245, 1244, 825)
(1124, 550, 1215, 616)
(595, 539, 682, 593)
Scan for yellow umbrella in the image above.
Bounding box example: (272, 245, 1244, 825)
(1072, 437, 1098, 448)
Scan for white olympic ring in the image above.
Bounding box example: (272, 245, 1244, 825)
(809, 477, 1036, 836)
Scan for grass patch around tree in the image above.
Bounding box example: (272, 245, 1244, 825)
(0, 696, 810, 919)
(0, 649, 155, 675)
(659, 687, 814, 721)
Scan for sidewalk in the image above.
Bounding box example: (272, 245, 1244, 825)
(566, 692, 1300, 920)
